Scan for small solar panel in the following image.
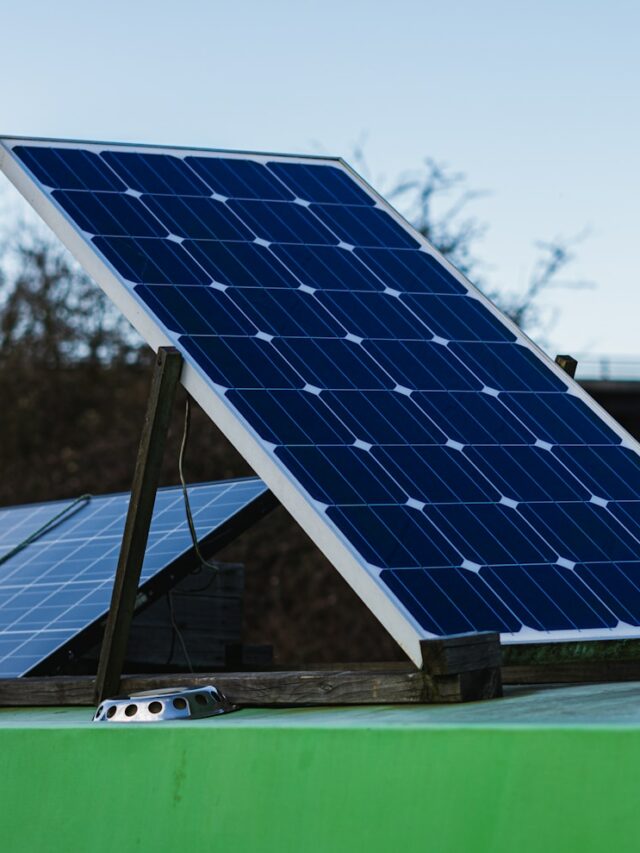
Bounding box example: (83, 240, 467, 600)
(0, 478, 273, 677)
(3, 137, 640, 668)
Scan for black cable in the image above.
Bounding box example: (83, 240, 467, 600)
(182, 570, 219, 595)
(178, 395, 234, 573)
(0, 493, 92, 568)
(174, 394, 248, 670)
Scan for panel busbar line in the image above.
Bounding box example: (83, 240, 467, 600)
(3, 138, 640, 668)
(0, 478, 272, 677)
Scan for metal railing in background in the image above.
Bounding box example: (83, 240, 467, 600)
(574, 356, 640, 382)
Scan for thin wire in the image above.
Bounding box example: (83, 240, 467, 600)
(168, 589, 194, 673)
(178, 396, 233, 572)
(183, 570, 219, 595)
(0, 494, 92, 568)
(175, 394, 245, 672)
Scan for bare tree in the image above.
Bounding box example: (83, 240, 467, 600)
(388, 157, 488, 281)
(354, 153, 591, 342)
(0, 224, 142, 369)
(496, 233, 591, 338)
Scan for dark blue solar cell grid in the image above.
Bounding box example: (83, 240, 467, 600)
(9, 140, 640, 648)
(143, 195, 254, 241)
(102, 151, 211, 195)
(186, 156, 295, 201)
(267, 161, 375, 205)
(0, 478, 267, 677)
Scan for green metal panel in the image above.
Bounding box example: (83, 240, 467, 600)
(2, 685, 640, 853)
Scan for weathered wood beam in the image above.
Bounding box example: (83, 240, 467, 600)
(421, 632, 502, 674)
(1, 666, 497, 708)
(7, 638, 640, 708)
(502, 661, 640, 684)
(502, 638, 640, 666)
(94, 347, 183, 704)
(501, 638, 640, 683)
(420, 632, 503, 700)
(555, 353, 578, 378)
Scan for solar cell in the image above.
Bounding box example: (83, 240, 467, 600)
(0, 479, 272, 677)
(3, 137, 640, 667)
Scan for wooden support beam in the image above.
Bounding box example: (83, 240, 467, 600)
(94, 347, 183, 704)
(502, 638, 640, 684)
(0, 671, 427, 707)
(7, 637, 640, 707)
(420, 632, 503, 701)
(1, 664, 500, 708)
(502, 661, 640, 684)
(503, 638, 640, 666)
(421, 632, 502, 674)
(555, 354, 578, 378)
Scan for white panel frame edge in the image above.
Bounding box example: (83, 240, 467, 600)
(3, 136, 640, 662)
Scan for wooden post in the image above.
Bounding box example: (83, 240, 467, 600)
(420, 632, 503, 702)
(94, 347, 183, 703)
(555, 354, 578, 378)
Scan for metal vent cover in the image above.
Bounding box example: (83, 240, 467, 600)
(93, 685, 235, 722)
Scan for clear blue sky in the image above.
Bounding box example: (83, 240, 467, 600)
(2, 0, 638, 366)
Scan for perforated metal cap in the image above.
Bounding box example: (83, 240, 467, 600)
(93, 685, 234, 722)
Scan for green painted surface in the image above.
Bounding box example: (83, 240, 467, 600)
(3, 683, 640, 852)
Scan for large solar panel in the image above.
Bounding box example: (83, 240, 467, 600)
(0, 478, 272, 677)
(3, 137, 640, 668)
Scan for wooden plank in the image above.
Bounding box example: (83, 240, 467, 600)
(0, 676, 96, 706)
(502, 662, 640, 684)
(555, 354, 578, 378)
(0, 667, 500, 707)
(420, 632, 502, 675)
(502, 638, 640, 683)
(8, 636, 640, 708)
(5, 660, 639, 707)
(420, 632, 503, 702)
(502, 638, 640, 666)
(94, 347, 183, 704)
(436, 667, 503, 702)
(9, 660, 640, 706)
